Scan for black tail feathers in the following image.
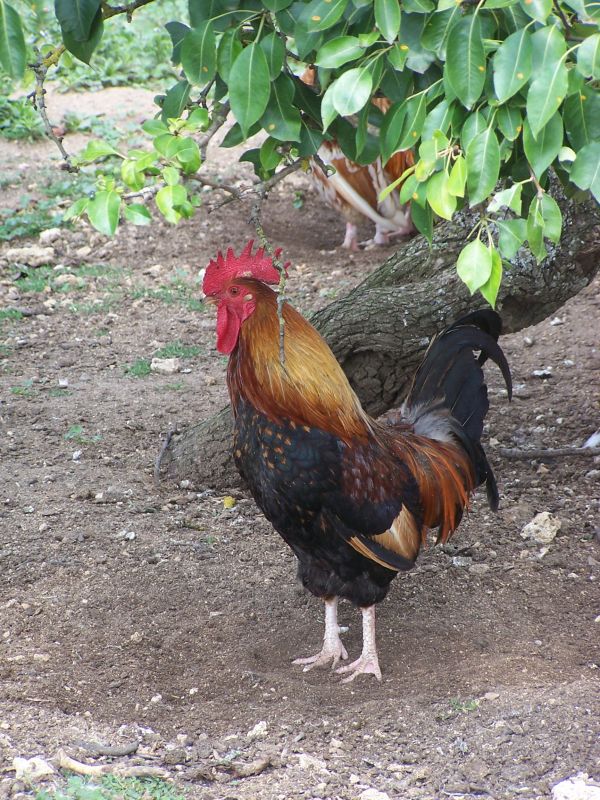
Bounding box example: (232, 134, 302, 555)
(404, 309, 512, 510)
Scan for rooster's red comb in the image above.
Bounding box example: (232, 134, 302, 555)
(203, 240, 288, 295)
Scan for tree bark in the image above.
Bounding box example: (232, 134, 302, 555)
(159, 196, 600, 489)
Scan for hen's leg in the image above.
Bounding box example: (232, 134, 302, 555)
(293, 597, 348, 671)
(336, 605, 382, 682)
(342, 222, 359, 251)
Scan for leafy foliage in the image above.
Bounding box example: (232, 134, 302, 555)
(5, 0, 600, 306)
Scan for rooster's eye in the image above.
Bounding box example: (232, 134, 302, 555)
(229, 286, 239, 296)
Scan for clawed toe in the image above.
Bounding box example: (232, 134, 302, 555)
(336, 655, 382, 683)
(293, 642, 348, 671)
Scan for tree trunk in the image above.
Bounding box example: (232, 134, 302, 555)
(159, 197, 600, 489)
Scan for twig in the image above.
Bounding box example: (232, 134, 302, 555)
(72, 739, 139, 758)
(553, 0, 572, 34)
(498, 446, 600, 459)
(154, 426, 180, 485)
(198, 101, 230, 163)
(29, 47, 77, 172)
(55, 749, 169, 778)
(190, 175, 242, 198)
(101, 0, 157, 21)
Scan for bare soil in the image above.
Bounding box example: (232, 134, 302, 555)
(0, 88, 599, 800)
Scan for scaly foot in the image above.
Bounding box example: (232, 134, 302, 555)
(336, 653, 381, 683)
(292, 597, 348, 672)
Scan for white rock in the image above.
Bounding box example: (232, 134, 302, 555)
(39, 227, 62, 245)
(550, 316, 564, 326)
(246, 720, 268, 740)
(150, 357, 182, 375)
(54, 273, 80, 287)
(532, 367, 553, 378)
(5, 245, 55, 267)
(359, 790, 390, 800)
(552, 773, 600, 800)
(584, 430, 600, 449)
(296, 753, 328, 772)
(75, 245, 92, 258)
(13, 756, 55, 780)
(521, 511, 561, 544)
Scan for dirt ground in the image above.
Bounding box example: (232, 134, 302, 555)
(0, 88, 599, 800)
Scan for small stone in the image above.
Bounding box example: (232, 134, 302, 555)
(33, 653, 50, 662)
(150, 357, 182, 375)
(483, 692, 500, 701)
(549, 316, 564, 326)
(75, 245, 92, 258)
(585, 470, 600, 480)
(584, 431, 600, 449)
(72, 450, 82, 461)
(39, 228, 62, 245)
(130, 631, 143, 643)
(469, 563, 490, 576)
(359, 790, 390, 800)
(296, 753, 328, 772)
(521, 511, 561, 544)
(150, 694, 162, 703)
(563, 359, 575, 367)
(144, 264, 164, 278)
(54, 273, 80, 287)
(452, 556, 472, 567)
(552, 773, 600, 800)
(5, 245, 55, 267)
(13, 757, 54, 780)
(247, 720, 268, 740)
(532, 367, 553, 378)
(23, 506, 34, 514)
(523, 336, 535, 347)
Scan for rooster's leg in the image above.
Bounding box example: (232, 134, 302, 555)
(336, 605, 382, 682)
(293, 596, 348, 671)
(342, 222, 359, 251)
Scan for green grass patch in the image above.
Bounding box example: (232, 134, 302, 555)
(131, 283, 204, 312)
(0, 200, 62, 241)
(154, 341, 202, 359)
(124, 359, 152, 378)
(36, 774, 186, 800)
(64, 425, 102, 445)
(0, 97, 45, 141)
(164, 381, 186, 391)
(0, 309, 24, 322)
(10, 378, 34, 397)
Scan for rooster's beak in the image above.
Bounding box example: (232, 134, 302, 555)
(203, 295, 218, 307)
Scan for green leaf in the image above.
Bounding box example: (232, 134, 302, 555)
(320, 84, 338, 131)
(497, 218, 527, 260)
(531, 24, 566, 73)
(331, 68, 373, 116)
(523, 113, 563, 178)
(186, 107, 209, 130)
(421, 7, 460, 56)
(540, 193, 562, 242)
(315, 36, 362, 68)
(217, 28, 242, 83)
(124, 203, 151, 226)
(577, 33, 600, 79)
(165, 21, 189, 65)
(54, 0, 100, 41)
(402, 0, 434, 12)
(527, 199, 547, 262)
(396, 93, 427, 153)
(456, 238, 492, 293)
(526, 59, 568, 137)
(488, 183, 522, 213)
(61, 7, 103, 64)
(563, 88, 600, 150)
(87, 190, 120, 236)
(161, 81, 191, 122)
(479, 246, 503, 308)
(298, 121, 325, 156)
(300, 0, 349, 31)
(570, 142, 600, 202)
(263, 0, 293, 9)
(466, 127, 501, 205)
(260, 74, 301, 141)
(460, 111, 486, 150)
(162, 165, 180, 186)
(229, 44, 270, 136)
(142, 118, 168, 136)
(445, 14, 486, 109)
(181, 22, 216, 86)
(174, 138, 201, 173)
(411, 201, 433, 243)
(519, 0, 552, 22)
(426, 170, 457, 220)
(497, 104, 522, 141)
(63, 197, 88, 221)
(493, 28, 532, 103)
(260, 31, 285, 79)
(388, 42, 408, 70)
(375, 0, 400, 43)
(448, 155, 466, 197)
(260, 137, 280, 171)
(422, 99, 453, 141)
(0, 0, 25, 78)
(77, 138, 120, 163)
(121, 159, 145, 191)
(156, 184, 188, 224)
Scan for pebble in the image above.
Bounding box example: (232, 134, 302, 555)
(452, 556, 472, 567)
(13, 757, 54, 780)
(5, 245, 55, 267)
(523, 336, 535, 347)
(469, 563, 490, 576)
(549, 316, 564, 326)
(521, 511, 562, 544)
(585, 470, 600, 480)
(552, 773, 600, 800)
(150, 357, 182, 375)
(39, 228, 62, 245)
(72, 450, 82, 461)
(54, 273, 80, 287)
(359, 790, 390, 800)
(532, 367, 553, 378)
(246, 720, 268, 740)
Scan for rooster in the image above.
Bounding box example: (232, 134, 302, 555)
(302, 68, 415, 250)
(203, 242, 511, 681)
